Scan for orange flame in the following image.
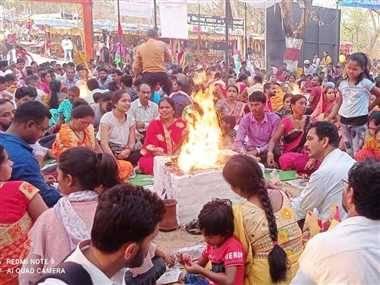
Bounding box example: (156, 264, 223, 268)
(177, 84, 222, 173)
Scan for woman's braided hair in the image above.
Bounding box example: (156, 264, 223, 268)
(223, 154, 288, 282)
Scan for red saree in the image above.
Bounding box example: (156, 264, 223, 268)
(0, 181, 39, 285)
(138, 118, 186, 175)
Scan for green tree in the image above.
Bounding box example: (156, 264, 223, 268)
(341, 7, 380, 56)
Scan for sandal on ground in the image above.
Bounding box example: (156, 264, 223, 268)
(185, 219, 201, 235)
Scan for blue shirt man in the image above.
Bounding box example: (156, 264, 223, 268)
(0, 101, 60, 206)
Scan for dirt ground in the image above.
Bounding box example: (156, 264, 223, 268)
(156, 228, 203, 253)
(155, 181, 303, 254)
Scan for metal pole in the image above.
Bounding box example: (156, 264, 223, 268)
(154, 0, 157, 30)
(117, 0, 121, 39)
(317, 7, 320, 58)
(337, 7, 341, 62)
(198, 2, 201, 52)
(225, 0, 230, 67)
(264, 6, 267, 70)
(244, 2, 248, 60)
(117, 0, 122, 67)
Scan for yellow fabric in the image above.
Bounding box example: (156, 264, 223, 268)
(52, 123, 132, 181)
(233, 192, 303, 285)
(52, 123, 96, 158)
(18, 182, 39, 201)
(321, 55, 332, 66)
(270, 87, 285, 112)
(339, 54, 346, 64)
(363, 134, 380, 151)
(233, 204, 255, 285)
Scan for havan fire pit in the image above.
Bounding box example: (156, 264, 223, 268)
(153, 150, 243, 225)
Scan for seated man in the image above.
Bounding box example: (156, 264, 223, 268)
(233, 91, 280, 164)
(36, 184, 165, 285)
(291, 121, 356, 221)
(0, 76, 13, 100)
(169, 75, 192, 118)
(0, 98, 15, 132)
(0, 101, 60, 207)
(292, 160, 380, 284)
(97, 66, 111, 90)
(14, 86, 38, 107)
(129, 83, 159, 148)
(121, 74, 138, 102)
(92, 91, 113, 131)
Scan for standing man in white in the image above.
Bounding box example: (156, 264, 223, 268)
(61, 35, 74, 62)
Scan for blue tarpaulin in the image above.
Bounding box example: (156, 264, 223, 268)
(339, 0, 380, 9)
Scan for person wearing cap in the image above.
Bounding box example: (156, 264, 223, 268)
(303, 60, 316, 76)
(133, 29, 172, 95)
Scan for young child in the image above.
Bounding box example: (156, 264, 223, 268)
(49, 86, 81, 127)
(330, 52, 380, 156)
(181, 200, 245, 285)
(355, 111, 380, 161)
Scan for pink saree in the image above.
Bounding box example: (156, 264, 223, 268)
(279, 116, 311, 173)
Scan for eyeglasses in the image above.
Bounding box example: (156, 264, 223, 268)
(33, 121, 49, 133)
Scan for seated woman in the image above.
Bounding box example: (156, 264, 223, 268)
(52, 104, 96, 157)
(52, 104, 133, 180)
(216, 85, 246, 124)
(48, 79, 64, 109)
(356, 111, 380, 161)
(98, 90, 141, 166)
(20, 147, 120, 284)
(267, 95, 315, 173)
(0, 145, 47, 285)
(223, 155, 303, 284)
(276, 93, 293, 118)
(138, 98, 187, 175)
(37, 71, 52, 102)
(311, 85, 337, 122)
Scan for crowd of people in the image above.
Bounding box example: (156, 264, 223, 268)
(0, 28, 379, 285)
